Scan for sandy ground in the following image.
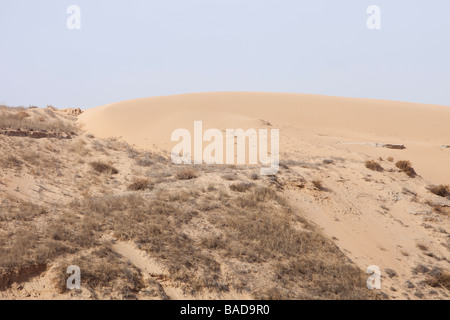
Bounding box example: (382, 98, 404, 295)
(78, 92, 450, 299)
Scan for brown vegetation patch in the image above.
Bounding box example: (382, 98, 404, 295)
(229, 182, 253, 192)
(128, 178, 154, 191)
(365, 160, 383, 172)
(395, 160, 417, 177)
(428, 185, 450, 198)
(90, 161, 119, 175)
(176, 168, 198, 180)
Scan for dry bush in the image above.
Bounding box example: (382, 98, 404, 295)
(204, 186, 376, 299)
(90, 161, 118, 175)
(234, 186, 281, 209)
(201, 235, 226, 250)
(73, 193, 223, 293)
(395, 160, 417, 177)
(428, 185, 450, 198)
(1, 155, 23, 169)
(0, 106, 77, 133)
(176, 168, 198, 180)
(222, 173, 238, 181)
(273, 256, 372, 299)
(0, 207, 98, 272)
(128, 178, 153, 191)
(136, 154, 153, 167)
(0, 200, 46, 222)
(425, 270, 450, 291)
(365, 160, 383, 172)
(312, 180, 324, 191)
(416, 243, 429, 251)
(126, 145, 139, 159)
(15, 111, 30, 120)
(21, 150, 41, 166)
(387, 157, 394, 162)
(55, 247, 145, 298)
(0, 229, 40, 268)
(69, 140, 90, 156)
(229, 182, 253, 193)
(250, 173, 259, 180)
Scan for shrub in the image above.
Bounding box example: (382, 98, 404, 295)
(136, 154, 153, 167)
(250, 173, 259, 180)
(365, 160, 383, 172)
(128, 178, 153, 191)
(222, 173, 238, 181)
(15, 111, 30, 120)
(425, 270, 450, 290)
(312, 180, 324, 191)
(230, 182, 253, 193)
(428, 185, 450, 198)
(416, 243, 428, 251)
(176, 168, 198, 180)
(90, 161, 118, 175)
(395, 160, 417, 177)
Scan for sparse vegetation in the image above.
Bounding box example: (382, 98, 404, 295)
(229, 182, 253, 192)
(365, 160, 383, 172)
(428, 185, 450, 198)
(425, 270, 450, 290)
(395, 160, 417, 177)
(312, 180, 324, 191)
(55, 247, 145, 298)
(0, 107, 76, 133)
(1, 104, 438, 300)
(222, 173, 238, 181)
(128, 178, 153, 191)
(176, 168, 198, 180)
(90, 161, 119, 175)
(417, 243, 429, 251)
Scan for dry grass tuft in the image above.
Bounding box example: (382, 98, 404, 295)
(416, 243, 429, 251)
(90, 161, 119, 175)
(222, 173, 238, 181)
(428, 185, 450, 198)
(365, 160, 383, 172)
(395, 160, 417, 178)
(128, 178, 153, 191)
(55, 247, 145, 298)
(176, 168, 198, 180)
(425, 270, 450, 290)
(229, 182, 253, 193)
(0, 107, 76, 133)
(312, 180, 324, 191)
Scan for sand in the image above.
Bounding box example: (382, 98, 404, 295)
(78, 92, 450, 299)
(79, 92, 450, 184)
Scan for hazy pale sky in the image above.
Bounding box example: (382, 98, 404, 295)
(1, 0, 449, 108)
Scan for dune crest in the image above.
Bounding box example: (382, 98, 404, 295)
(79, 92, 450, 184)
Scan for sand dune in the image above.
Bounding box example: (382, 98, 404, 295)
(77, 92, 450, 300)
(80, 92, 450, 184)
(1, 94, 449, 299)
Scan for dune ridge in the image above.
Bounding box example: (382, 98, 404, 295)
(80, 92, 450, 184)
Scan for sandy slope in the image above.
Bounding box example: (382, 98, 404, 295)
(78, 92, 450, 299)
(79, 92, 450, 184)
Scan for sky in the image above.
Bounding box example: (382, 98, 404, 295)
(0, 0, 449, 108)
